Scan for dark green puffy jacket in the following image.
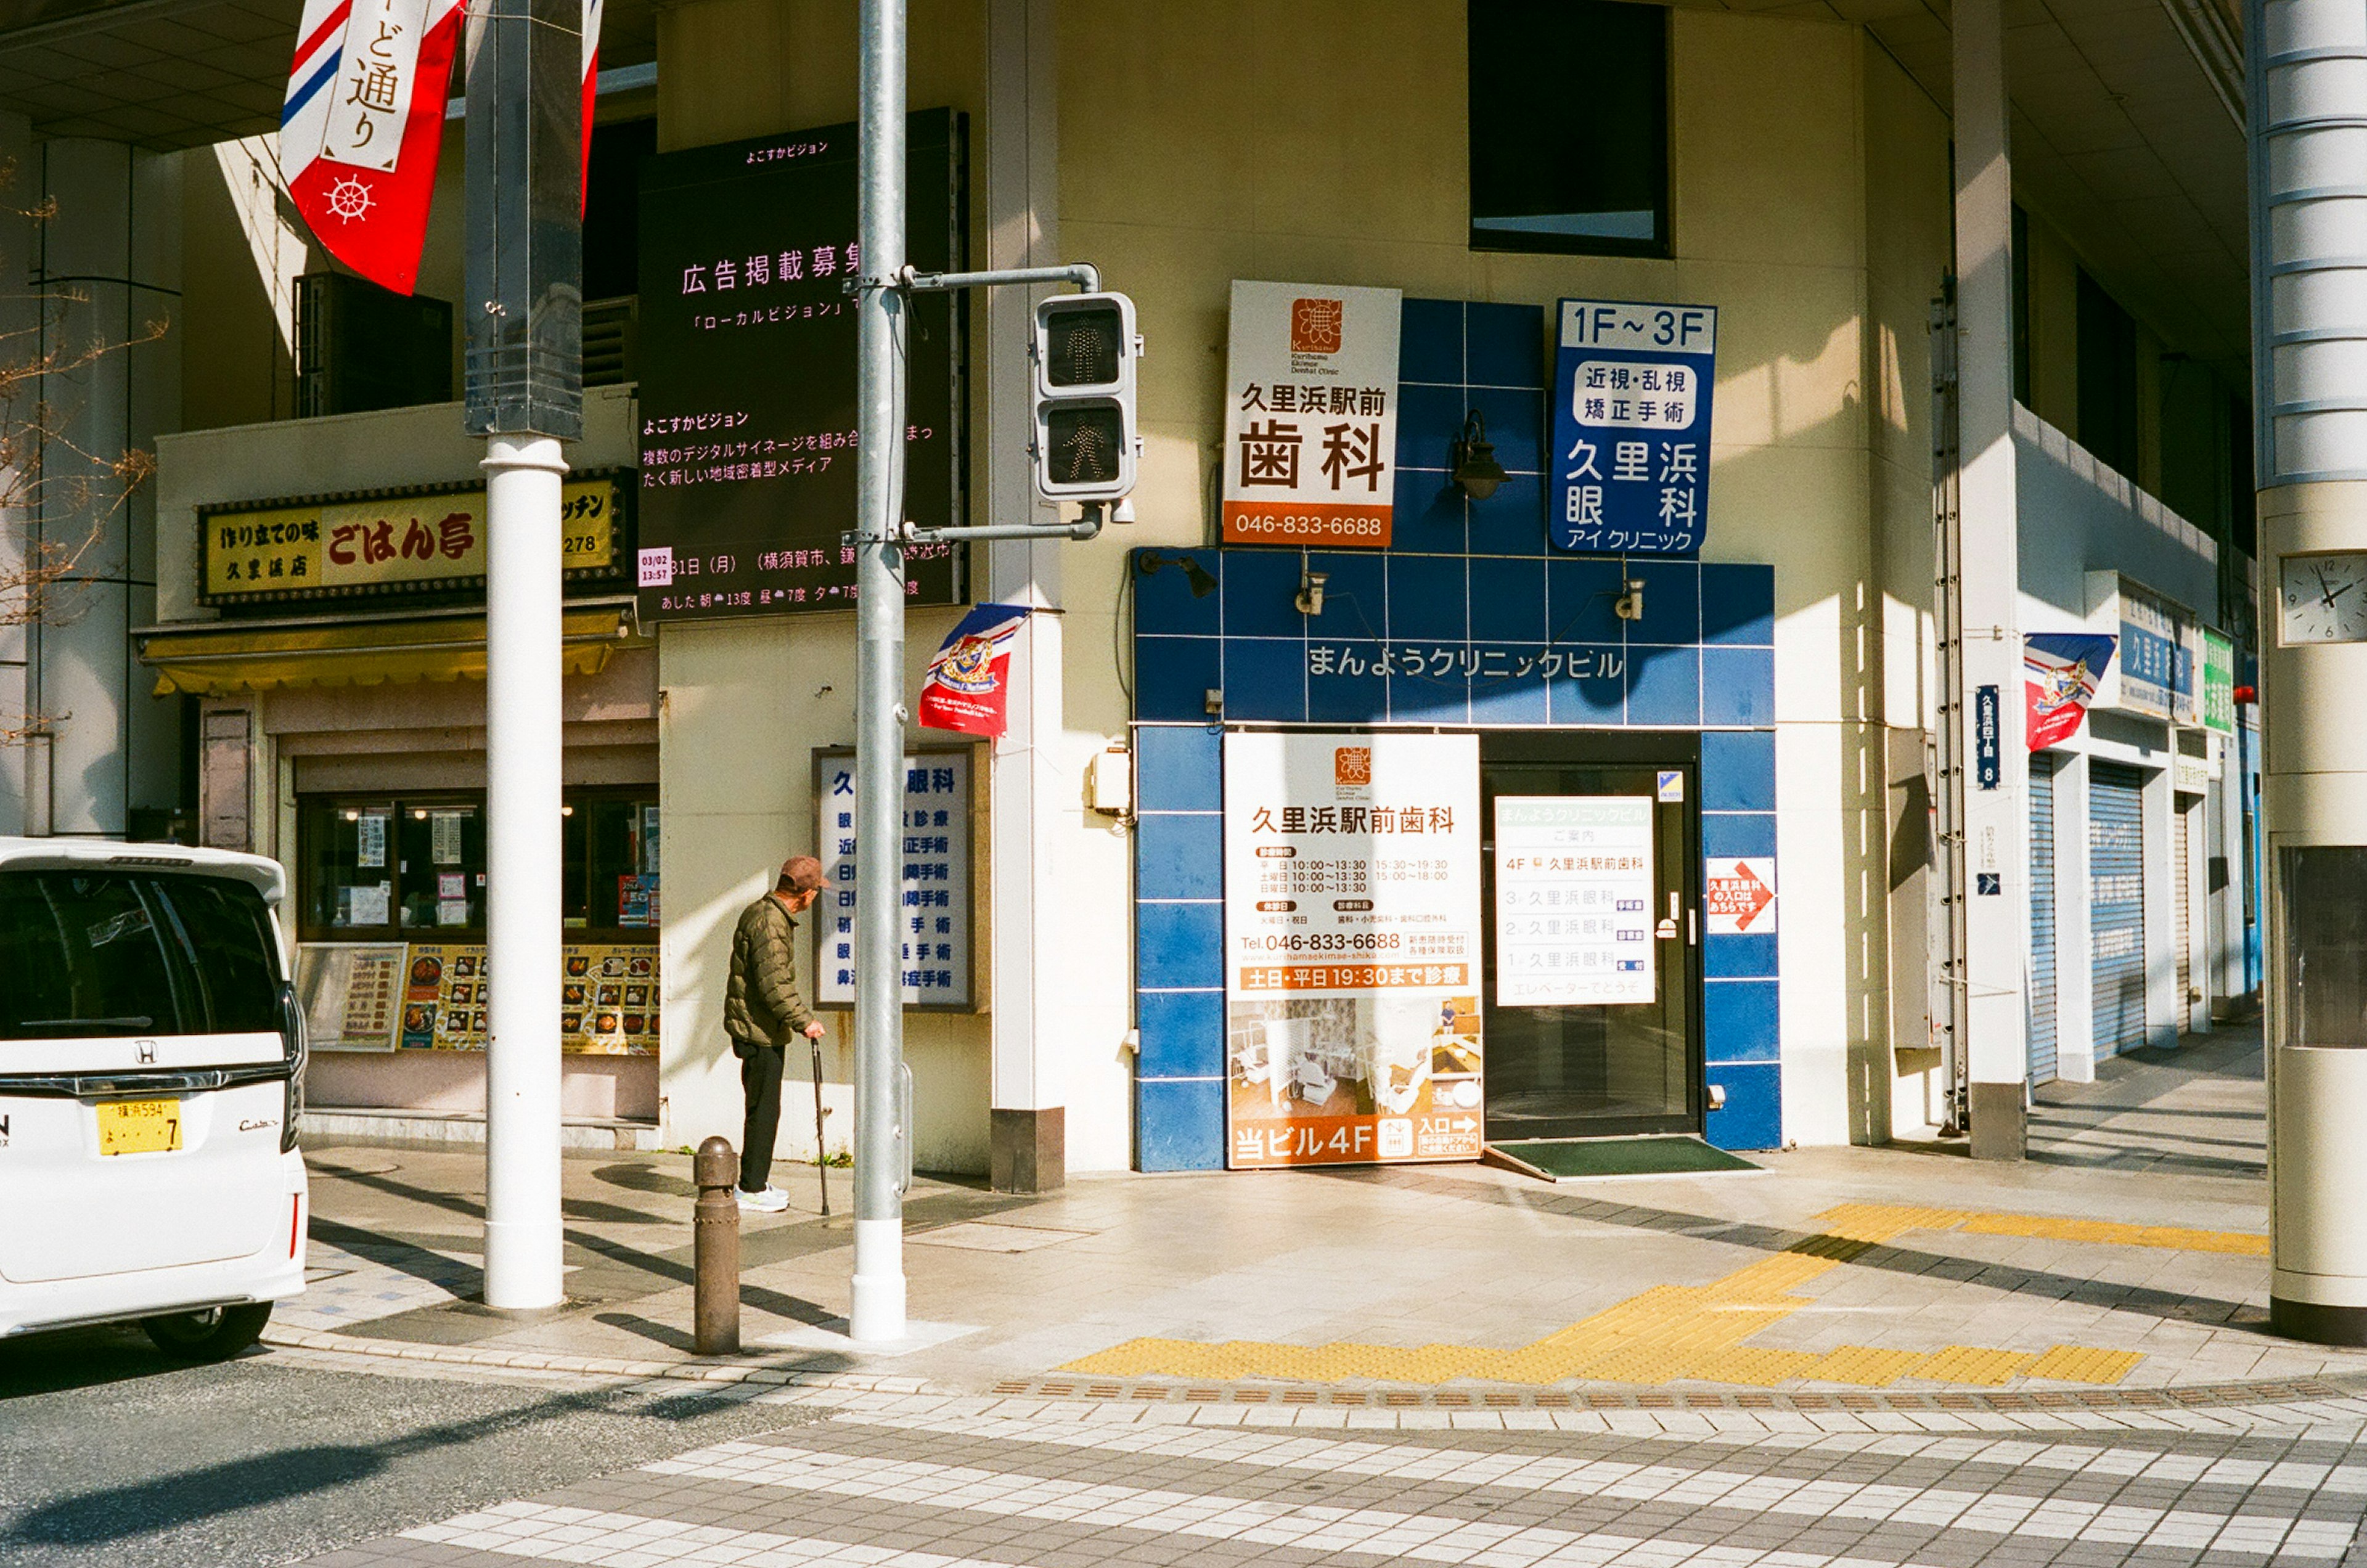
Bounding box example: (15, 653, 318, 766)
(726, 894, 814, 1046)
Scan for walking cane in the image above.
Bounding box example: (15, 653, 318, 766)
(809, 1036, 830, 1216)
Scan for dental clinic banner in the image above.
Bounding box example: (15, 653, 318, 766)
(1222, 732, 1484, 1169)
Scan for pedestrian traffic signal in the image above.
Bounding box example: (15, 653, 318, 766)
(1031, 292, 1140, 503)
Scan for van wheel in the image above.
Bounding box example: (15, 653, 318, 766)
(142, 1302, 273, 1362)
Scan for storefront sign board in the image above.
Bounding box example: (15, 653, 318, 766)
(814, 746, 976, 1010)
(1223, 732, 1484, 1169)
(1220, 280, 1404, 549)
(634, 112, 965, 621)
(1494, 797, 1656, 1005)
(295, 942, 407, 1051)
(2202, 627, 2235, 736)
(201, 476, 625, 604)
(2106, 579, 2193, 722)
(1550, 299, 1717, 555)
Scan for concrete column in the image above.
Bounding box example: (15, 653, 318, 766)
(2249, 0, 2367, 1344)
(29, 139, 182, 838)
(983, 0, 1067, 1193)
(1952, 0, 2029, 1156)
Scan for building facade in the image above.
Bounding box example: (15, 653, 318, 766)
(1, 0, 2262, 1181)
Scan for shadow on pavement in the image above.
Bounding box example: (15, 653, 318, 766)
(0, 1376, 749, 1551)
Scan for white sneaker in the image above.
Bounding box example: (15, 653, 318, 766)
(734, 1185, 790, 1214)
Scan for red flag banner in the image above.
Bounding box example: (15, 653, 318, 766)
(917, 604, 1030, 739)
(279, 0, 465, 295)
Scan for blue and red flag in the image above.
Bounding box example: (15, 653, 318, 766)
(2024, 632, 2117, 750)
(917, 605, 1031, 739)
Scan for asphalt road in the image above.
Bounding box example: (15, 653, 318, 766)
(0, 1325, 819, 1567)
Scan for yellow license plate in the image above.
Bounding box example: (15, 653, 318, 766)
(97, 1098, 182, 1156)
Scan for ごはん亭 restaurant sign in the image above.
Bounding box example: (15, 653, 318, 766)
(200, 474, 628, 604)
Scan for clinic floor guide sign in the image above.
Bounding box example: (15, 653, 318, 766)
(1223, 732, 1485, 1169)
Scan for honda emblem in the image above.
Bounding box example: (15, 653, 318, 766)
(136, 1040, 156, 1065)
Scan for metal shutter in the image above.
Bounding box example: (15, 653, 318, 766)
(2090, 763, 2147, 1058)
(2174, 797, 2193, 1034)
(2028, 751, 2058, 1085)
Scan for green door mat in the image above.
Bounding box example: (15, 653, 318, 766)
(1485, 1135, 1761, 1181)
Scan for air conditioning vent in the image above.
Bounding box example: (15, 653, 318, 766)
(583, 295, 638, 388)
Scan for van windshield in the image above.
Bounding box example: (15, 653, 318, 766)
(0, 870, 283, 1040)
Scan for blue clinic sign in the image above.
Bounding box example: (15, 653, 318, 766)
(1550, 299, 1717, 555)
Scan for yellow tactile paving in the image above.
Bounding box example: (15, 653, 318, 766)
(1916, 1345, 2041, 1386)
(2024, 1344, 2144, 1384)
(1062, 1199, 2258, 1390)
(1810, 1345, 1932, 1387)
(1820, 1203, 2270, 1257)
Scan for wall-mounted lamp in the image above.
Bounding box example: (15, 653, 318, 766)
(1614, 576, 1647, 622)
(1450, 410, 1508, 500)
(1139, 549, 1217, 598)
(1296, 568, 1329, 617)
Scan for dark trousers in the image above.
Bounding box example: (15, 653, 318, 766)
(737, 1039, 786, 1192)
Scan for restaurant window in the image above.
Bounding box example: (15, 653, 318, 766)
(1468, 0, 1670, 258)
(300, 790, 658, 941)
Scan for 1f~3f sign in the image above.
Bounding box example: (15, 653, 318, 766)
(1551, 300, 1717, 556)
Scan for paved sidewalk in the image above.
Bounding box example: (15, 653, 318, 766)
(301, 1386, 2367, 1568)
(288, 1021, 2367, 1402)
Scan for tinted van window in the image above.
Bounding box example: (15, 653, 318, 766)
(0, 872, 280, 1040)
(155, 876, 284, 1032)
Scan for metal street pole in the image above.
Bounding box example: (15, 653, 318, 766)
(851, 0, 910, 1343)
(467, 0, 584, 1310)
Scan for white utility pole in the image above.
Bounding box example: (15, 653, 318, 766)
(466, 0, 585, 1310)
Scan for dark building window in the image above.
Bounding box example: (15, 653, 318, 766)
(584, 116, 656, 302)
(1469, 0, 1670, 258)
(2077, 269, 2140, 478)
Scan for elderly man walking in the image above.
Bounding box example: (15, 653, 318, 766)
(724, 855, 832, 1212)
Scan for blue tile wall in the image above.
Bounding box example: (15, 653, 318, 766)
(1130, 296, 1787, 1169)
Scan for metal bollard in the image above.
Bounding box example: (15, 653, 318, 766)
(692, 1135, 740, 1355)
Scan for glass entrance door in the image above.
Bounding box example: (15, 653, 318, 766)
(1479, 739, 1701, 1140)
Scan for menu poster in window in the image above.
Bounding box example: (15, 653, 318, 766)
(431, 811, 465, 864)
(618, 875, 658, 927)
(563, 944, 662, 1055)
(635, 110, 967, 623)
(357, 813, 388, 868)
(1494, 797, 1656, 1007)
(398, 943, 658, 1055)
(813, 746, 975, 1010)
(1222, 732, 1484, 1169)
(295, 942, 407, 1051)
(348, 882, 391, 926)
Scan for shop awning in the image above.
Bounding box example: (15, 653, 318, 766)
(139, 606, 645, 696)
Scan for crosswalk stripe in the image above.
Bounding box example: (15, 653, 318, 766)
(832, 1404, 2367, 1500)
(407, 1498, 1952, 1568)
(642, 1434, 2355, 1559)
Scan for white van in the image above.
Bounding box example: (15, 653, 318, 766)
(0, 838, 307, 1360)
